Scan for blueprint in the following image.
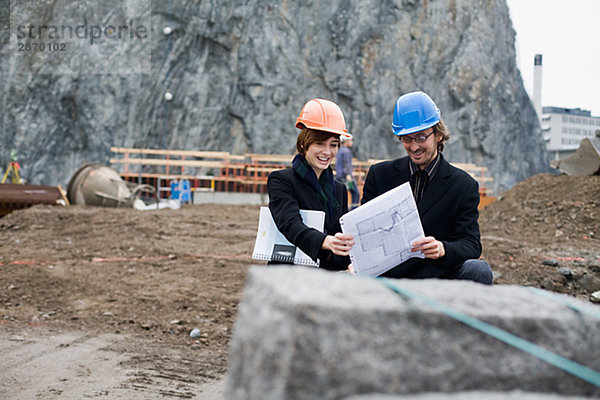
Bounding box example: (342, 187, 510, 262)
(339, 182, 425, 276)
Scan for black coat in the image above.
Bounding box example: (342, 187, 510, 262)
(267, 167, 350, 270)
(361, 155, 482, 278)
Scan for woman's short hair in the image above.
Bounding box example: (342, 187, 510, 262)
(296, 128, 340, 156)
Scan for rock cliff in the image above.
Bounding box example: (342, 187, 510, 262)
(1, 0, 551, 192)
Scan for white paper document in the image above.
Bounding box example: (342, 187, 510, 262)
(340, 182, 425, 276)
(252, 207, 325, 267)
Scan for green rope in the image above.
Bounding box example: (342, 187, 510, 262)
(525, 286, 600, 320)
(379, 278, 600, 388)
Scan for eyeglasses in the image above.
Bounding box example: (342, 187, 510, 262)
(400, 130, 434, 144)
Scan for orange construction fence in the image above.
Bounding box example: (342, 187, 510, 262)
(109, 147, 495, 208)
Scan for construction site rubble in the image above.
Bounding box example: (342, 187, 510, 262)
(480, 173, 600, 302)
(550, 130, 600, 176)
(0, 172, 598, 397)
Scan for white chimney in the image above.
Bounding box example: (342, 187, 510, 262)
(533, 54, 543, 119)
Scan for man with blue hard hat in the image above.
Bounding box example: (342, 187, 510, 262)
(361, 91, 493, 284)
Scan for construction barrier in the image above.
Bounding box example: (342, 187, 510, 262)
(109, 147, 495, 208)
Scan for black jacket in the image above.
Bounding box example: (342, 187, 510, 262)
(361, 155, 482, 278)
(267, 167, 350, 270)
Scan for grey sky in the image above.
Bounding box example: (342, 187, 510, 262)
(506, 0, 600, 116)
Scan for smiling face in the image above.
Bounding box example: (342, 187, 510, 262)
(304, 136, 339, 177)
(401, 127, 441, 170)
(296, 129, 340, 178)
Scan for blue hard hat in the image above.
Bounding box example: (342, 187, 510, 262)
(392, 91, 440, 136)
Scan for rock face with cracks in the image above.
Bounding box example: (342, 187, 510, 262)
(1, 0, 550, 192)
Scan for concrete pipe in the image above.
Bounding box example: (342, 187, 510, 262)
(67, 164, 134, 207)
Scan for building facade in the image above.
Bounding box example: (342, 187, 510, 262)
(541, 106, 600, 159)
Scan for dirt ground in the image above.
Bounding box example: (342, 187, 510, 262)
(1, 173, 599, 398)
(479, 173, 600, 300)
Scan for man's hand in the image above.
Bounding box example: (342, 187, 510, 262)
(411, 236, 445, 259)
(322, 233, 355, 256)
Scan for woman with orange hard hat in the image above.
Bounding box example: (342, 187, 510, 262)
(267, 98, 355, 270)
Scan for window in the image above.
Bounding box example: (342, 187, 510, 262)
(562, 138, 580, 145)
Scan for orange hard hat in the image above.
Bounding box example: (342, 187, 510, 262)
(295, 98, 350, 137)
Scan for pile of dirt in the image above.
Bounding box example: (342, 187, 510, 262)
(480, 173, 600, 301)
(0, 173, 599, 396)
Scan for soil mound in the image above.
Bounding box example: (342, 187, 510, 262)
(480, 173, 600, 300)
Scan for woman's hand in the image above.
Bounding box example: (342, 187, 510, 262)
(322, 233, 355, 256)
(411, 236, 445, 259)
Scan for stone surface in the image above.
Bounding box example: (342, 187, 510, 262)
(225, 266, 600, 400)
(1, 0, 550, 192)
(344, 391, 594, 399)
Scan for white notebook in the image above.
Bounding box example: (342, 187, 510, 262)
(252, 207, 325, 267)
